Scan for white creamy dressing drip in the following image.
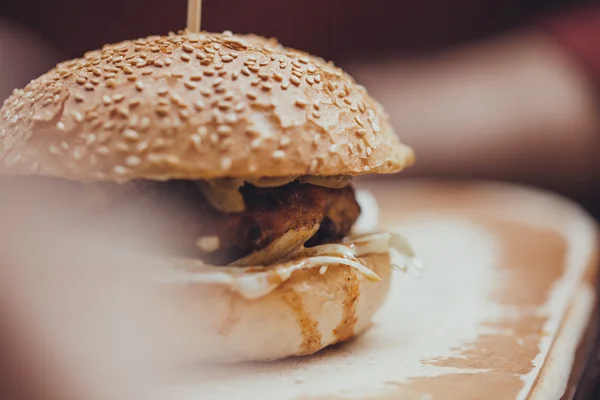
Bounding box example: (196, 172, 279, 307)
(163, 232, 423, 299)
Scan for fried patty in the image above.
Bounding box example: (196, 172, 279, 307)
(97, 180, 361, 264)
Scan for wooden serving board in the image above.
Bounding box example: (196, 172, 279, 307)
(179, 181, 599, 400)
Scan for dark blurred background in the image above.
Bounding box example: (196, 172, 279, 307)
(0, 0, 599, 396)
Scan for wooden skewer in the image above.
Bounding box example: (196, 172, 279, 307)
(187, 0, 202, 33)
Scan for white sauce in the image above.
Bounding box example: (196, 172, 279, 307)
(161, 233, 422, 299)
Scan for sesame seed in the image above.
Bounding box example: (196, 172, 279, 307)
(313, 100, 321, 110)
(261, 82, 273, 91)
(306, 76, 315, 85)
(214, 63, 224, 70)
(231, 71, 239, 80)
(116, 107, 129, 118)
(220, 157, 232, 171)
(184, 81, 198, 90)
(290, 75, 301, 86)
(358, 101, 366, 113)
(250, 138, 262, 149)
(56, 121, 66, 131)
(356, 128, 367, 137)
(221, 55, 233, 62)
(213, 77, 224, 87)
(136, 141, 149, 152)
(312, 111, 321, 119)
(272, 150, 286, 159)
(96, 146, 110, 155)
(344, 98, 353, 105)
(248, 65, 260, 73)
(200, 88, 211, 97)
(246, 91, 257, 100)
(292, 70, 303, 78)
(113, 166, 128, 175)
(135, 81, 144, 91)
(106, 79, 117, 88)
(73, 112, 84, 122)
(113, 94, 125, 103)
(307, 65, 318, 74)
(327, 82, 337, 91)
(125, 155, 141, 167)
(349, 105, 358, 112)
(273, 72, 283, 82)
(141, 69, 154, 76)
(194, 100, 205, 111)
(203, 69, 215, 76)
(181, 54, 191, 62)
(195, 51, 206, 60)
(292, 60, 302, 68)
(85, 134, 96, 146)
(84, 83, 95, 91)
(156, 106, 170, 117)
(102, 95, 112, 105)
(224, 114, 238, 124)
(179, 109, 190, 119)
(280, 63, 288, 69)
(123, 129, 139, 140)
(48, 145, 61, 155)
(183, 44, 194, 53)
(355, 116, 365, 126)
(76, 76, 87, 85)
(153, 59, 165, 67)
(299, 57, 309, 64)
(139, 117, 151, 130)
(127, 75, 138, 82)
(74, 94, 85, 102)
(217, 125, 233, 135)
(190, 134, 202, 151)
(153, 138, 167, 149)
(280, 137, 291, 147)
(190, 74, 202, 81)
(223, 91, 234, 100)
(93, 68, 102, 76)
(217, 101, 231, 111)
(200, 58, 212, 65)
(158, 87, 169, 96)
(128, 115, 139, 127)
(366, 147, 373, 156)
(364, 166, 371, 172)
(295, 98, 308, 108)
(314, 75, 322, 83)
(281, 81, 290, 90)
(241, 67, 251, 76)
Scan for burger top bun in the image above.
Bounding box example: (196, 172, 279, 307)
(0, 31, 414, 183)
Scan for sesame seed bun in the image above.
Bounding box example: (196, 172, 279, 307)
(0, 31, 414, 182)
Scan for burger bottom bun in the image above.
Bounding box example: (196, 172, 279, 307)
(169, 253, 391, 363)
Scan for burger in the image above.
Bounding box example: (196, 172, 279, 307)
(0, 31, 418, 362)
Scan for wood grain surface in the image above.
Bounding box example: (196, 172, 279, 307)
(177, 180, 598, 400)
